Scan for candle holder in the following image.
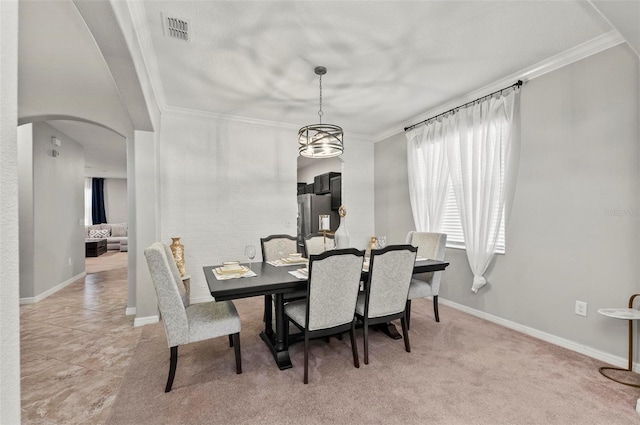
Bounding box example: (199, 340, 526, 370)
(319, 214, 331, 249)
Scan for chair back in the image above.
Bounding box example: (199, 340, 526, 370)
(365, 245, 417, 318)
(144, 242, 189, 347)
(260, 234, 298, 261)
(405, 231, 447, 260)
(304, 232, 335, 257)
(405, 232, 447, 293)
(306, 248, 364, 331)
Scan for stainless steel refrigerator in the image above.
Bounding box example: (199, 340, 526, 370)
(296, 194, 337, 251)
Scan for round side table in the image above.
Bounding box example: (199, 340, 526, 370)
(598, 293, 640, 387)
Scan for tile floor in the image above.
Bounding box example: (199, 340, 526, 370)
(20, 251, 139, 424)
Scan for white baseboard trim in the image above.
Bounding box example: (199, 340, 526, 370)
(125, 307, 136, 316)
(19, 272, 86, 304)
(439, 297, 636, 372)
(134, 315, 159, 327)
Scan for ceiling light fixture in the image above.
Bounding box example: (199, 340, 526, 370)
(298, 66, 343, 158)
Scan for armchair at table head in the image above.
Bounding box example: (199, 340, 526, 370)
(355, 244, 417, 364)
(260, 234, 298, 261)
(283, 248, 365, 384)
(405, 231, 447, 325)
(303, 232, 335, 257)
(144, 242, 242, 392)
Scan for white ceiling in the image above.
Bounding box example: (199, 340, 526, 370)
(141, 0, 613, 138)
(48, 120, 127, 179)
(18, 1, 640, 177)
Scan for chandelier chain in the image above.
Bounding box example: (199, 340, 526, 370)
(318, 74, 323, 123)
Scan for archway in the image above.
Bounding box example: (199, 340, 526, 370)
(17, 116, 135, 314)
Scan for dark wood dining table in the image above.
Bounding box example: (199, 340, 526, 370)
(204, 258, 449, 370)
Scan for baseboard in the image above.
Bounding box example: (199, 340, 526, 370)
(19, 272, 87, 304)
(134, 315, 159, 327)
(439, 297, 636, 372)
(125, 307, 136, 316)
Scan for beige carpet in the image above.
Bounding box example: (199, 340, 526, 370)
(106, 296, 640, 425)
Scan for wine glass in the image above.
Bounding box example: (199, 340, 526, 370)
(244, 245, 256, 270)
(377, 235, 387, 249)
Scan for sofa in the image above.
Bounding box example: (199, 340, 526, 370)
(86, 223, 128, 252)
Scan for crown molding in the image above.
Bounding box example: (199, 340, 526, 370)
(162, 105, 372, 141)
(162, 105, 301, 130)
(125, 0, 167, 111)
(373, 30, 625, 143)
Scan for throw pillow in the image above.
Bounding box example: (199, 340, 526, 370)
(109, 223, 127, 237)
(89, 229, 110, 238)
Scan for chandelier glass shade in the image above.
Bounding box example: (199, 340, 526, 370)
(298, 66, 344, 158)
(298, 123, 344, 158)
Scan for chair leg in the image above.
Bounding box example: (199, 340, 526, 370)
(232, 333, 242, 374)
(433, 295, 440, 322)
(350, 321, 360, 369)
(304, 332, 309, 384)
(406, 300, 412, 330)
(165, 346, 178, 393)
(228, 334, 233, 347)
(363, 317, 369, 365)
(401, 314, 411, 353)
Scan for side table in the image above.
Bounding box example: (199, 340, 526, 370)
(85, 238, 107, 257)
(598, 293, 640, 387)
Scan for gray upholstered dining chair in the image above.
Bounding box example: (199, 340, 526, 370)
(260, 234, 298, 261)
(284, 248, 365, 384)
(303, 232, 335, 257)
(260, 234, 305, 324)
(355, 245, 417, 364)
(405, 231, 447, 326)
(144, 242, 242, 392)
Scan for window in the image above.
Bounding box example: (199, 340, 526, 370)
(441, 180, 506, 254)
(84, 177, 92, 225)
(440, 120, 507, 254)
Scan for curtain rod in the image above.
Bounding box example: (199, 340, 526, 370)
(404, 80, 523, 133)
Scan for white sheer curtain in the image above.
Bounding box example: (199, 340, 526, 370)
(447, 89, 519, 292)
(84, 178, 92, 226)
(406, 118, 450, 232)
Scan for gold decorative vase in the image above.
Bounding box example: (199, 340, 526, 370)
(170, 237, 186, 277)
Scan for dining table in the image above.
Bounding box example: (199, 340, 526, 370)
(204, 258, 449, 370)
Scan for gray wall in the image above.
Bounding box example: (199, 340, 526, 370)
(18, 124, 35, 297)
(19, 122, 85, 299)
(104, 177, 127, 223)
(375, 44, 640, 359)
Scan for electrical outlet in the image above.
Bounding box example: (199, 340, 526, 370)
(575, 300, 587, 316)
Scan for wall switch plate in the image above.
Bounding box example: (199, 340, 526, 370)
(68, 258, 72, 266)
(285, 219, 292, 228)
(575, 300, 587, 316)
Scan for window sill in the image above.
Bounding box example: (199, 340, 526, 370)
(445, 243, 505, 255)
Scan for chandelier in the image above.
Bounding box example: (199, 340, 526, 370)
(298, 66, 344, 158)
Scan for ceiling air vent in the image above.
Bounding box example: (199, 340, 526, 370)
(162, 13, 190, 41)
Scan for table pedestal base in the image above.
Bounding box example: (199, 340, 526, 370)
(599, 366, 640, 388)
(373, 323, 402, 340)
(260, 331, 293, 370)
